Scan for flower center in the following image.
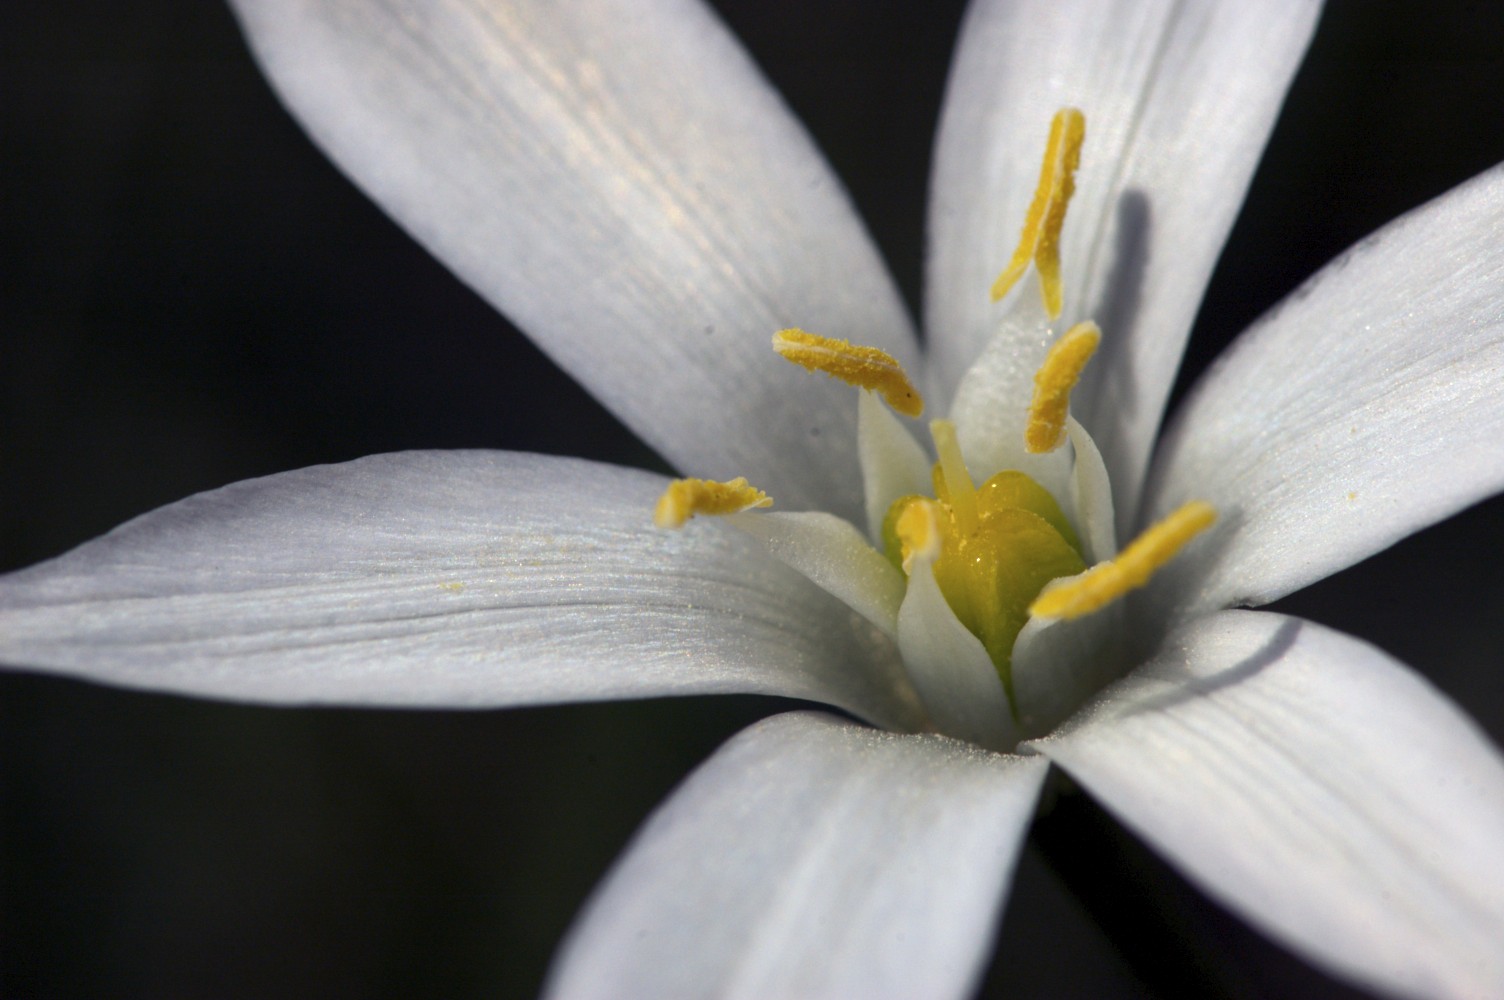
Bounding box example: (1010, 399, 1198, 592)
(651, 108, 1215, 741)
(885, 419, 1086, 711)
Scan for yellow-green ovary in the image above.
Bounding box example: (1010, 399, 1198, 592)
(883, 469, 1085, 689)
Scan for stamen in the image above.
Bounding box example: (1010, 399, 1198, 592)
(654, 477, 772, 529)
(1026, 321, 1100, 454)
(929, 419, 978, 536)
(1029, 501, 1216, 619)
(772, 328, 925, 417)
(990, 107, 1086, 319)
(895, 498, 942, 573)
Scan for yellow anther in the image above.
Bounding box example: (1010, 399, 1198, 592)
(1026, 321, 1101, 454)
(772, 328, 925, 418)
(654, 477, 772, 529)
(895, 497, 943, 573)
(1029, 501, 1217, 620)
(991, 108, 1086, 319)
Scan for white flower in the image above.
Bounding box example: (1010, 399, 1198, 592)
(4, 1, 1504, 998)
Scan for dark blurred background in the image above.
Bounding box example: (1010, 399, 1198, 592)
(2, 1, 1502, 997)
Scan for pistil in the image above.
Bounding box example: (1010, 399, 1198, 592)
(930, 419, 979, 536)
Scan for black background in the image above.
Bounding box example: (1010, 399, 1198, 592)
(3, 1, 1503, 997)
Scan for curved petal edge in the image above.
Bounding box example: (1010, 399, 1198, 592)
(1146, 162, 1504, 617)
(546, 711, 1048, 1000)
(228, 0, 918, 522)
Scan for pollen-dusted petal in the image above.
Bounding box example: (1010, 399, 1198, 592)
(654, 477, 772, 529)
(1030, 500, 1215, 619)
(1026, 322, 1100, 454)
(0, 451, 923, 730)
(773, 329, 925, 418)
(989, 107, 1085, 318)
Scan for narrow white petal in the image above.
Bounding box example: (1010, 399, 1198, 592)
(547, 711, 1047, 1000)
(227, 0, 917, 523)
(1011, 601, 1124, 740)
(1145, 165, 1504, 619)
(727, 510, 905, 639)
(949, 298, 1072, 498)
(1066, 417, 1117, 565)
(0, 452, 923, 730)
(858, 390, 933, 542)
(1032, 610, 1504, 1000)
(897, 558, 1016, 750)
(928, 0, 1320, 521)
(947, 286, 1054, 442)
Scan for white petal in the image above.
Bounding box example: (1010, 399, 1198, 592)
(927, 0, 1320, 521)
(897, 556, 1016, 750)
(949, 297, 1072, 498)
(1144, 164, 1504, 619)
(727, 510, 905, 639)
(945, 285, 1053, 433)
(0, 452, 923, 730)
(546, 711, 1047, 1000)
(858, 390, 932, 542)
(1066, 417, 1117, 565)
(1031, 610, 1504, 1000)
(1011, 600, 1124, 740)
(227, 0, 917, 523)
